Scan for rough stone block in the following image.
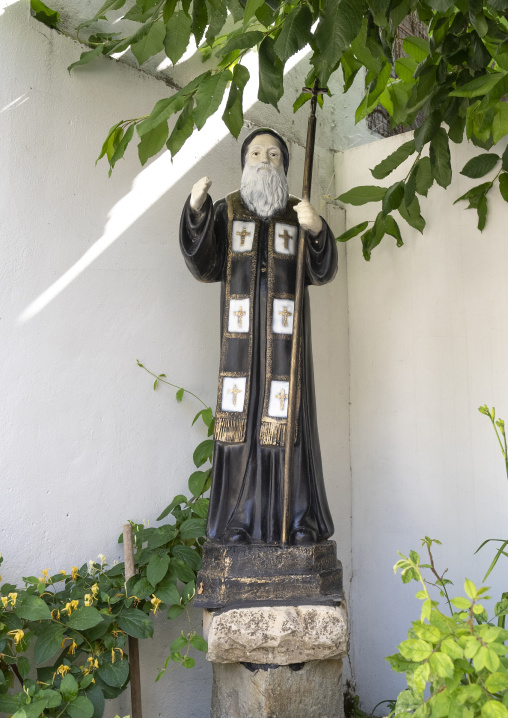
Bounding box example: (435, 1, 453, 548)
(211, 659, 344, 718)
(206, 603, 348, 664)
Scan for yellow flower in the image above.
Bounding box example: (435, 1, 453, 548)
(84, 594, 93, 607)
(150, 595, 162, 615)
(59, 570, 67, 576)
(8, 593, 17, 606)
(67, 640, 77, 656)
(111, 648, 116, 663)
(64, 600, 79, 616)
(55, 665, 71, 679)
(51, 609, 61, 620)
(91, 584, 99, 596)
(8, 629, 24, 645)
(71, 567, 79, 580)
(1, 596, 8, 609)
(98, 554, 106, 565)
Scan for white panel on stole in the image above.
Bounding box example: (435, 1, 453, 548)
(272, 298, 294, 335)
(232, 221, 255, 253)
(221, 377, 247, 412)
(274, 222, 297, 255)
(268, 380, 290, 418)
(228, 298, 250, 333)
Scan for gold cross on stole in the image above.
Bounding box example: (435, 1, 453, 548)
(279, 229, 292, 250)
(228, 384, 243, 406)
(234, 305, 246, 328)
(275, 388, 288, 412)
(278, 305, 292, 328)
(236, 227, 251, 246)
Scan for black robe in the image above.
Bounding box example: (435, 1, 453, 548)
(180, 193, 338, 544)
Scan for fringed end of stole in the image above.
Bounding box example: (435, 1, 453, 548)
(214, 416, 247, 444)
(259, 420, 298, 447)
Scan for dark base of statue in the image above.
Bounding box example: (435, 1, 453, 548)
(194, 540, 343, 611)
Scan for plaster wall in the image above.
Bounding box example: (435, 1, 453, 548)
(1, 3, 352, 716)
(336, 134, 508, 712)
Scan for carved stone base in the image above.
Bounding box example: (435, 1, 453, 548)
(211, 659, 345, 718)
(194, 540, 343, 610)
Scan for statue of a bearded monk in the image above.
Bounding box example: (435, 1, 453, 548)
(180, 128, 337, 546)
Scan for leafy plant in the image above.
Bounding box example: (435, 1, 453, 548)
(389, 538, 508, 718)
(31, 0, 508, 256)
(0, 369, 213, 717)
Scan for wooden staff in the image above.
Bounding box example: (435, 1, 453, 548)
(281, 78, 326, 546)
(123, 523, 143, 718)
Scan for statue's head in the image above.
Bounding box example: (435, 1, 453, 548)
(240, 128, 290, 219)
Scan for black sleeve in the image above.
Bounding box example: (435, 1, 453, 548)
(179, 195, 228, 283)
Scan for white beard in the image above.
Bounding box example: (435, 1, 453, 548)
(240, 163, 289, 219)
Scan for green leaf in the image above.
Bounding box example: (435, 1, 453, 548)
(97, 656, 130, 688)
(398, 196, 426, 233)
(313, 0, 366, 86)
(180, 517, 207, 539)
(31, 0, 60, 27)
(414, 111, 442, 152)
(17, 656, 30, 679)
(337, 185, 387, 205)
(154, 578, 180, 605)
(205, 0, 226, 41)
(167, 604, 185, 619)
(384, 215, 403, 247)
(382, 181, 404, 214)
(109, 123, 135, 173)
(172, 559, 196, 583)
(147, 525, 178, 548)
(117, 608, 154, 639)
(371, 140, 416, 180)
(415, 157, 433, 197)
(157, 495, 187, 520)
(412, 621, 441, 643)
(132, 20, 166, 65)
(258, 36, 284, 109)
(172, 545, 202, 570)
(273, 5, 312, 63)
(166, 101, 194, 157)
(482, 701, 508, 718)
(132, 577, 155, 599)
(395, 56, 417, 83)
(67, 606, 104, 631)
(336, 221, 369, 242)
(14, 593, 51, 621)
(492, 104, 508, 143)
(461, 153, 500, 178)
(138, 121, 169, 166)
(450, 73, 506, 98)
(440, 638, 464, 660)
(218, 30, 263, 57)
(68, 46, 104, 73)
(190, 634, 208, 651)
(60, 673, 79, 703)
(429, 651, 454, 678)
(222, 64, 250, 139)
(430, 128, 452, 188)
(477, 194, 488, 231)
(486, 672, 508, 692)
(193, 439, 214, 467)
(194, 70, 231, 131)
(137, 89, 192, 137)
(192, 497, 209, 518)
(67, 697, 95, 718)
(495, 596, 508, 615)
(398, 638, 433, 662)
(164, 11, 192, 64)
(192, 0, 208, 44)
(34, 623, 65, 664)
(403, 36, 429, 62)
(147, 554, 170, 586)
(451, 596, 471, 609)
(189, 470, 209, 497)
(171, 635, 188, 651)
(242, 0, 263, 28)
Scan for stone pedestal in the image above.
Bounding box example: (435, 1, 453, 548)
(205, 603, 348, 718)
(197, 542, 348, 718)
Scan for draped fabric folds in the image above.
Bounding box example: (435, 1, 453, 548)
(180, 192, 338, 545)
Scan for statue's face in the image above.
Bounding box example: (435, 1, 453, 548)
(245, 134, 283, 170)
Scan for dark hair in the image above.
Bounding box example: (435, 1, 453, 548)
(241, 128, 289, 174)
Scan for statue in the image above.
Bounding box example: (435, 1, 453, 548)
(180, 127, 337, 546)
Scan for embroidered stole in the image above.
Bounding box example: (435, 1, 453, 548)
(214, 191, 301, 447)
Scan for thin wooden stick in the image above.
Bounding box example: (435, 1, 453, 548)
(123, 523, 143, 718)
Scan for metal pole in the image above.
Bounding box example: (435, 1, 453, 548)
(123, 523, 143, 718)
(281, 79, 323, 546)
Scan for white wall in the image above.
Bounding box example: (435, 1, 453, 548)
(1, 4, 351, 716)
(336, 134, 508, 712)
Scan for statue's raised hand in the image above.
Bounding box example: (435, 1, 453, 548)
(190, 177, 212, 212)
(294, 200, 323, 236)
